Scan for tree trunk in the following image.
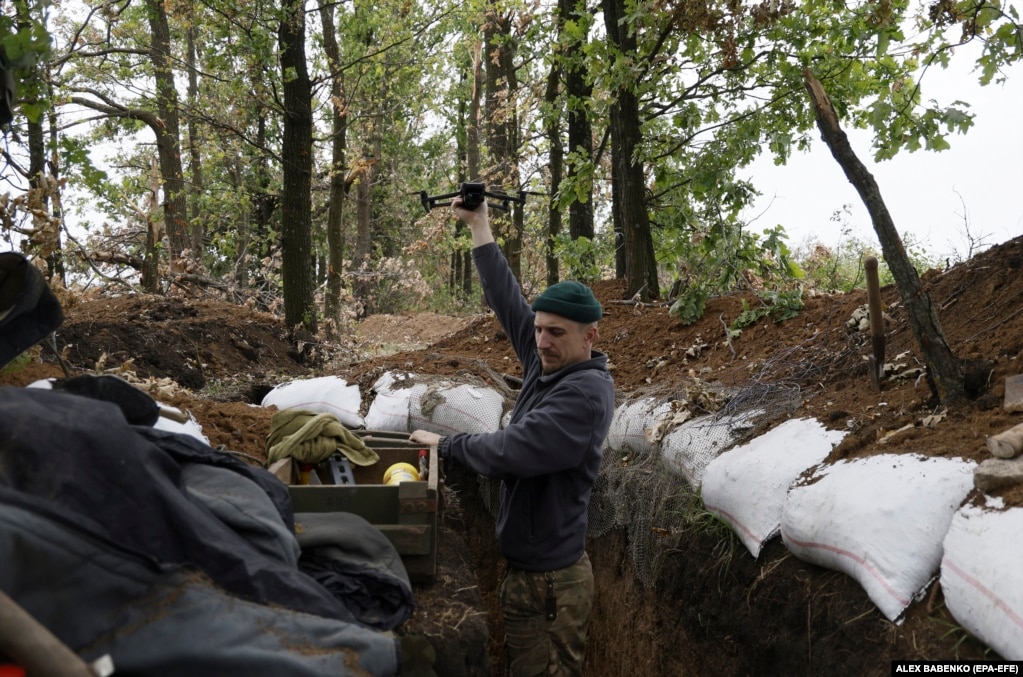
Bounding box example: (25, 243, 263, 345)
(20, 1, 59, 271)
(228, 158, 250, 288)
(319, 2, 348, 328)
(602, 0, 658, 300)
(45, 95, 66, 287)
(803, 70, 964, 404)
(142, 156, 161, 292)
(185, 26, 205, 257)
(452, 66, 469, 297)
(146, 0, 190, 273)
(462, 41, 483, 298)
(483, 7, 521, 278)
(278, 0, 316, 332)
(353, 154, 374, 314)
(543, 45, 563, 287)
(246, 114, 275, 293)
(560, 0, 594, 245)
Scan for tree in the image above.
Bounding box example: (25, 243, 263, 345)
(11, 0, 1017, 329)
(278, 0, 316, 331)
(318, 0, 348, 327)
(452, 39, 483, 297)
(144, 0, 189, 271)
(1, 0, 61, 276)
(483, 3, 522, 277)
(559, 0, 594, 246)
(804, 71, 964, 404)
(601, 0, 657, 299)
(542, 40, 564, 288)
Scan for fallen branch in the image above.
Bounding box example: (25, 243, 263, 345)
(472, 359, 519, 400)
(606, 299, 666, 308)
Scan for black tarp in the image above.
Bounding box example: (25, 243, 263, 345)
(0, 387, 405, 675)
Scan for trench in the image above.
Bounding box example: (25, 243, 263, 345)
(422, 464, 988, 677)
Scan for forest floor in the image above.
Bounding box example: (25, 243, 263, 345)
(4, 236, 1023, 675)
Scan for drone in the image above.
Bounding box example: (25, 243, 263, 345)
(419, 182, 528, 214)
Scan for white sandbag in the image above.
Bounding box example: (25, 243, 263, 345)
(941, 500, 1023, 660)
(660, 410, 761, 488)
(702, 418, 845, 557)
(605, 397, 673, 456)
(409, 382, 505, 435)
(260, 376, 364, 429)
(364, 371, 427, 432)
(154, 405, 209, 444)
(781, 454, 975, 622)
(30, 378, 209, 443)
(27, 378, 55, 389)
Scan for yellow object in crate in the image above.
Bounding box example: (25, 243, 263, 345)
(382, 462, 420, 485)
(274, 430, 441, 581)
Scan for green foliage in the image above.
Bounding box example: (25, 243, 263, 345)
(793, 206, 945, 292)
(1, 0, 52, 124)
(0, 349, 32, 376)
(24, 0, 1020, 324)
(731, 288, 805, 330)
(794, 209, 876, 292)
(668, 286, 709, 326)
(663, 215, 805, 326)
(552, 234, 608, 282)
(58, 135, 109, 194)
(351, 256, 432, 315)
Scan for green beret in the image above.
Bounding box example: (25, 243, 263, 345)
(531, 280, 603, 323)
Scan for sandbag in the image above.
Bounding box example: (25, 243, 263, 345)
(409, 381, 505, 435)
(365, 371, 428, 432)
(29, 378, 209, 444)
(702, 418, 845, 557)
(261, 376, 364, 429)
(659, 410, 761, 489)
(366, 371, 506, 435)
(152, 405, 209, 443)
(941, 501, 1023, 660)
(781, 453, 975, 622)
(605, 397, 673, 457)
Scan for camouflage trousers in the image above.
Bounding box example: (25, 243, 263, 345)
(499, 552, 593, 677)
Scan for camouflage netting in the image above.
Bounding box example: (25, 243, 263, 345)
(587, 335, 841, 587)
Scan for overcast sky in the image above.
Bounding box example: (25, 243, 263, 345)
(742, 56, 1023, 263)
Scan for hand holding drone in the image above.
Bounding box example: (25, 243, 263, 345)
(419, 182, 527, 214)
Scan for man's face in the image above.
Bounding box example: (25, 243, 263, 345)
(534, 311, 597, 375)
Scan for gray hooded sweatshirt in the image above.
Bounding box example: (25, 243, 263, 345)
(442, 242, 615, 572)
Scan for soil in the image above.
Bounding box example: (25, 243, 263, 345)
(5, 236, 1023, 675)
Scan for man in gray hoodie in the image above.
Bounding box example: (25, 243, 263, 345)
(411, 196, 615, 676)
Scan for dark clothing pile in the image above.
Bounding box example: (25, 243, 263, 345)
(0, 254, 410, 675)
(0, 387, 407, 675)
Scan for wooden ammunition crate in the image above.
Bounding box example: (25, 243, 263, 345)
(270, 430, 441, 581)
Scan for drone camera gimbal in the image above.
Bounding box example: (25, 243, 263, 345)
(419, 182, 527, 214)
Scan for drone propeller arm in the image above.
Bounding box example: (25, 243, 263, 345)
(483, 190, 525, 212)
(419, 184, 530, 214)
(420, 190, 463, 213)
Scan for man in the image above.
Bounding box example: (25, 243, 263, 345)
(410, 197, 615, 676)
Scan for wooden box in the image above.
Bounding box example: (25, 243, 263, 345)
(270, 430, 441, 581)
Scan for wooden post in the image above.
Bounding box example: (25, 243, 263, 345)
(0, 589, 95, 677)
